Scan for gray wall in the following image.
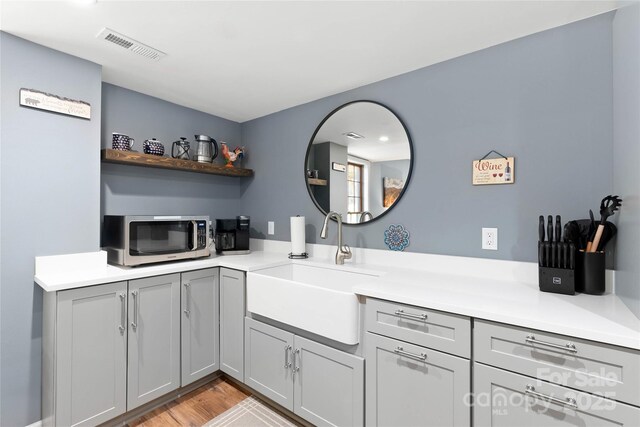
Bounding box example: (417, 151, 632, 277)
(612, 4, 640, 318)
(0, 32, 102, 426)
(241, 13, 614, 259)
(101, 83, 245, 224)
(369, 159, 411, 217)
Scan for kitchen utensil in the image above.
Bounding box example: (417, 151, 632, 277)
(539, 242, 544, 267)
(597, 222, 618, 251)
(563, 243, 568, 269)
(570, 244, 575, 270)
(171, 137, 191, 160)
(586, 210, 596, 251)
(551, 242, 556, 268)
(547, 215, 553, 242)
(555, 215, 561, 243)
(563, 221, 581, 247)
(112, 132, 135, 151)
(590, 195, 623, 252)
(143, 138, 164, 156)
(194, 134, 219, 163)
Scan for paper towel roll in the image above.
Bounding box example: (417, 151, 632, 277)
(290, 216, 306, 255)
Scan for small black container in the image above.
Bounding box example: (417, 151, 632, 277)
(576, 250, 606, 294)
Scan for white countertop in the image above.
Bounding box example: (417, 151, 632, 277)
(34, 243, 640, 350)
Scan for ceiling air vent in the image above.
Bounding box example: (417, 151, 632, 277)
(97, 28, 166, 61)
(344, 132, 364, 140)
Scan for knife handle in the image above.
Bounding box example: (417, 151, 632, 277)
(539, 215, 545, 243)
(547, 215, 553, 242)
(551, 243, 556, 268)
(538, 243, 544, 267)
(563, 243, 568, 269)
(569, 244, 575, 270)
(555, 215, 562, 243)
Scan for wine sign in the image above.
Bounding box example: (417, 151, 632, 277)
(472, 156, 515, 185)
(19, 88, 91, 119)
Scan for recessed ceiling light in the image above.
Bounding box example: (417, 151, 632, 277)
(379, 136, 389, 142)
(344, 132, 364, 140)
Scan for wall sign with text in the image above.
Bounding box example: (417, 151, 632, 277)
(472, 156, 515, 185)
(19, 88, 91, 120)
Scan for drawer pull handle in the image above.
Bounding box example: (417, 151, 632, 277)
(118, 293, 126, 333)
(526, 335, 577, 353)
(131, 290, 138, 330)
(394, 309, 427, 321)
(525, 385, 578, 409)
(394, 346, 427, 361)
(284, 345, 292, 369)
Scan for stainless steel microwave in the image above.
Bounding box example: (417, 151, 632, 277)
(103, 215, 210, 266)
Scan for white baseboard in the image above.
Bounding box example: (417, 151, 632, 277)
(26, 420, 42, 427)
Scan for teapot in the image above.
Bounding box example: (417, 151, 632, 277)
(171, 137, 191, 160)
(143, 138, 164, 156)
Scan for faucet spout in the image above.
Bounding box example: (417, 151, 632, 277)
(320, 211, 352, 265)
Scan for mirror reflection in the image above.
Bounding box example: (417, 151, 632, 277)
(305, 101, 413, 224)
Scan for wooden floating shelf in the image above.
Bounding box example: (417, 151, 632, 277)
(101, 149, 254, 177)
(307, 178, 327, 186)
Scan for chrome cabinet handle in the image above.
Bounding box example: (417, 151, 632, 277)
(394, 346, 427, 361)
(526, 335, 577, 353)
(118, 293, 126, 333)
(525, 385, 578, 409)
(284, 345, 292, 369)
(395, 309, 427, 321)
(184, 283, 191, 316)
(292, 348, 300, 375)
(131, 290, 138, 330)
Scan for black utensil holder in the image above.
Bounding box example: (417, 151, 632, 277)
(576, 250, 606, 294)
(539, 267, 575, 295)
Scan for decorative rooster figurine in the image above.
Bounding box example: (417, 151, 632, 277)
(221, 142, 246, 168)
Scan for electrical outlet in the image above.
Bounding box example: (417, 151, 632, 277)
(268, 221, 275, 235)
(482, 228, 498, 250)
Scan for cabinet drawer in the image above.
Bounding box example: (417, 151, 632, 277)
(474, 363, 640, 427)
(475, 320, 640, 407)
(365, 298, 471, 358)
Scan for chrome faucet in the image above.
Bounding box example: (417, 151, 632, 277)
(320, 211, 352, 265)
(359, 211, 373, 223)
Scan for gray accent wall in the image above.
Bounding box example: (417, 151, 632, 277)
(101, 83, 244, 224)
(612, 4, 640, 318)
(240, 13, 614, 261)
(0, 32, 102, 426)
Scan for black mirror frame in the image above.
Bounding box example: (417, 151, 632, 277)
(304, 100, 414, 226)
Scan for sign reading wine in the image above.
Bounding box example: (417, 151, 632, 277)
(472, 156, 515, 185)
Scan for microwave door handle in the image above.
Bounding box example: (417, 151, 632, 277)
(190, 220, 198, 251)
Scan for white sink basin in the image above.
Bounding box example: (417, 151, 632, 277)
(246, 263, 379, 345)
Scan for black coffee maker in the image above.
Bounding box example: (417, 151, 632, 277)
(215, 216, 250, 255)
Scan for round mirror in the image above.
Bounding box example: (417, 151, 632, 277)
(305, 101, 413, 224)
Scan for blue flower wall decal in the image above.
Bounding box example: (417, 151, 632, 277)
(384, 224, 410, 251)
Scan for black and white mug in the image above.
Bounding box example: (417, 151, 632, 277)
(112, 132, 135, 151)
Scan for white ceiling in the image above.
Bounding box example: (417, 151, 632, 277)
(313, 101, 410, 162)
(0, 1, 620, 123)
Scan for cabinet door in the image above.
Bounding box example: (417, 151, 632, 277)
(220, 267, 246, 382)
(181, 268, 219, 386)
(56, 281, 127, 427)
(244, 317, 294, 410)
(365, 332, 471, 427)
(294, 335, 364, 426)
(128, 273, 181, 410)
(474, 363, 640, 427)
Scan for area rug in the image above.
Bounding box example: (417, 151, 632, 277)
(205, 396, 297, 427)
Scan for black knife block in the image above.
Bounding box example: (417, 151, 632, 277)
(539, 267, 575, 295)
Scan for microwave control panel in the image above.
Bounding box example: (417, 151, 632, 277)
(197, 221, 207, 249)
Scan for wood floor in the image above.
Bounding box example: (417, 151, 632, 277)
(127, 377, 251, 427)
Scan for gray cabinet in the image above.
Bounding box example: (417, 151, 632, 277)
(46, 281, 128, 427)
(220, 267, 245, 382)
(294, 335, 364, 426)
(245, 317, 365, 426)
(127, 273, 181, 410)
(474, 363, 640, 427)
(181, 268, 219, 386)
(365, 332, 470, 427)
